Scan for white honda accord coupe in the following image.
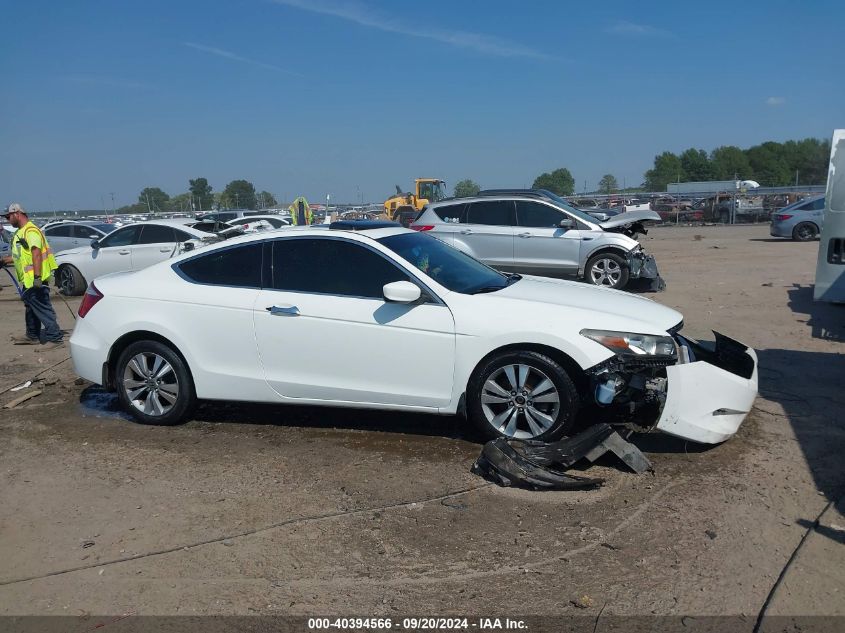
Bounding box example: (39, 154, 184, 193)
(70, 221, 758, 444)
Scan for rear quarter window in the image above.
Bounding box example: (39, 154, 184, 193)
(178, 243, 263, 288)
(433, 203, 465, 223)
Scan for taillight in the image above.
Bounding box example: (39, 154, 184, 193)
(410, 225, 434, 231)
(78, 282, 104, 318)
(774, 214, 793, 221)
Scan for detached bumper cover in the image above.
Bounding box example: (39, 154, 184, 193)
(628, 251, 666, 291)
(656, 332, 758, 444)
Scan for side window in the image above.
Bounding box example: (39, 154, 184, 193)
(73, 226, 101, 239)
(137, 225, 176, 244)
(46, 225, 75, 238)
(272, 238, 409, 298)
(100, 225, 142, 247)
(465, 201, 515, 226)
(174, 229, 194, 242)
(516, 201, 565, 228)
(809, 198, 825, 211)
(178, 243, 263, 287)
(433, 203, 465, 223)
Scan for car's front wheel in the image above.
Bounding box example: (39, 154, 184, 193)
(57, 264, 87, 296)
(467, 350, 579, 442)
(586, 252, 629, 289)
(115, 341, 196, 425)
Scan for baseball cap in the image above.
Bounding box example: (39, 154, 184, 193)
(3, 203, 24, 217)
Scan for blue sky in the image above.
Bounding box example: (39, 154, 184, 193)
(1, 0, 842, 210)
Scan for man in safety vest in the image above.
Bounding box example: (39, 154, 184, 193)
(1, 203, 63, 348)
(289, 196, 313, 226)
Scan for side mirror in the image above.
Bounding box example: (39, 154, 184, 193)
(90, 239, 100, 249)
(383, 280, 422, 304)
(559, 218, 575, 229)
(182, 242, 195, 252)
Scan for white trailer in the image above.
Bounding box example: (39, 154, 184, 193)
(667, 180, 759, 195)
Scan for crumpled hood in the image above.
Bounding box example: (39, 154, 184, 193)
(600, 209, 661, 229)
(489, 275, 682, 334)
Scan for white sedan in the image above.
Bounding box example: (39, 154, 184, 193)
(69, 222, 758, 444)
(55, 220, 216, 295)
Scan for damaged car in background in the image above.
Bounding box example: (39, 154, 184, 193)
(70, 222, 757, 449)
(412, 189, 664, 291)
(55, 219, 246, 296)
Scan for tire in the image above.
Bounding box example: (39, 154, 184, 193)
(115, 340, 196, 426)
(585, 252, 629, 289)
(57, 264, 87, 296)
(792, 222, 818, 242)
(467, 350, 580, 442)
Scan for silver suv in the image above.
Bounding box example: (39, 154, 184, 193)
(413, 190, 663, 290)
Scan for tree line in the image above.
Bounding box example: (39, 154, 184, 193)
(118, 178, 278, 214)
(643, 138, 830, 191)
(451, 137, 830, 199)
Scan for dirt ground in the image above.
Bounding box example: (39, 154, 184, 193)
(0, 224, 843, 625)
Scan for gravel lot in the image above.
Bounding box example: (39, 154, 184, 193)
(0, 224, 843, 624)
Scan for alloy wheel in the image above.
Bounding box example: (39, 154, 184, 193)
(481, 364, 561, 439)
(122, 352, 180, 417)
(590, 258, 622, 287)
(58, 268, 74, 295)
(797, 224, 816, 240)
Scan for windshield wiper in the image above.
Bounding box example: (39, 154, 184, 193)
(506, 273, 522, 285)
(469, 284, 507, 294)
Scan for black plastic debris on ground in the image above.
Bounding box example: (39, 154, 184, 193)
(471, 423, 653, 491)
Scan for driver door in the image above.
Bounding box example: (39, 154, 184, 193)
(253, 236, 456, 408)
(86, 225, 140, 278)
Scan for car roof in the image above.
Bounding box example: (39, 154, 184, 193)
(178, 223, 414, 252)
(135, 219, 210, 237)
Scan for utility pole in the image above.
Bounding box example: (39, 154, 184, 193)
(795, 170, 799, 187)
(109, 192, 115, 221)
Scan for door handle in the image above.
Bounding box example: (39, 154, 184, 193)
(517, 232, 532, 238)
(118, 250, 130, 255)
(159, 247, 172, 252)
(460, 229, 473, 235)
(581, 237, 594, 241)
(266, 305, 300, 316)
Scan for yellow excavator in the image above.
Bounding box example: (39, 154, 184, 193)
(383, 178, 447, 222)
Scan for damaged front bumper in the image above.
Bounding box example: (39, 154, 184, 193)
(586, 331, 758, 444)
(628, 249, 666, 291)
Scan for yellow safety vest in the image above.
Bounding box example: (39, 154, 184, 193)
(289, 196, 313, 226)
(12, 221, 58, 288)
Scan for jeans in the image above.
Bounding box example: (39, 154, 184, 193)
(22, 285, 63, 343)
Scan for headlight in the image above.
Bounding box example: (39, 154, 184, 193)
(581, 329, 677, 358)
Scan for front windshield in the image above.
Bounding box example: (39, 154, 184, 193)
(91, 223, 117, 233)
(379, 232, 514, 294)
(419, 181, 446, 203)
(536, 190, 601, 225)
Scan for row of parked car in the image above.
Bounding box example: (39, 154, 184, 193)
(44, 214, 290, 295)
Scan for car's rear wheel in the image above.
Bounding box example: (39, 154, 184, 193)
(115, 341, 195, 426)
(467, 350, 579, 442)
(57, 264, 87, 296)
(586, 252, 629, 289)
(792, 222, 818, 242)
